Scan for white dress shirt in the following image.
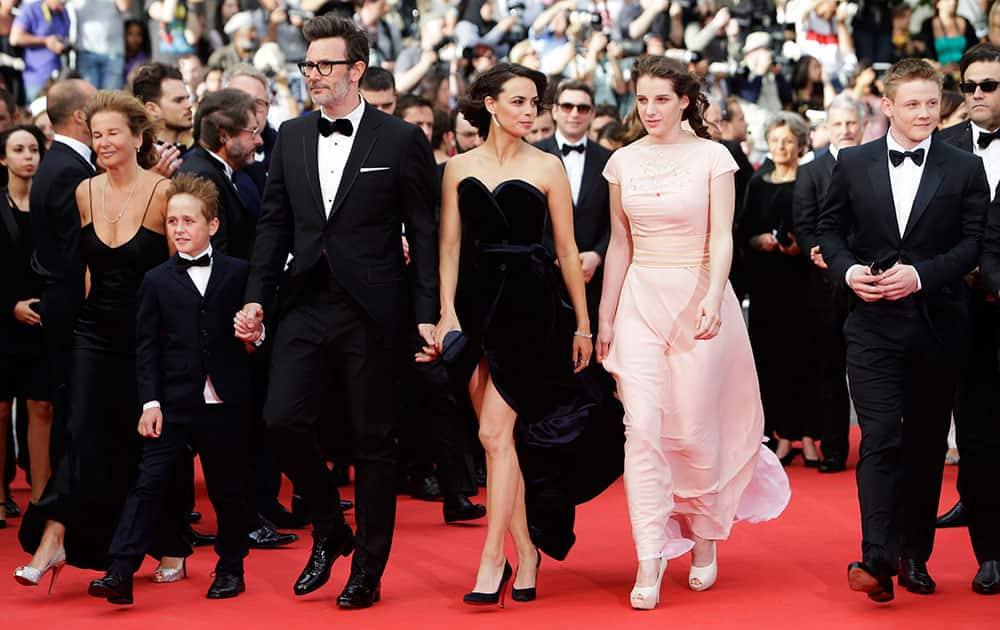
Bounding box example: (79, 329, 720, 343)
(554, 130, 586, 205)
(971, 122, 1000, 199)
(53, 133, 95, 172)
(206, 149, 236, 187)
(318, 98, 366, 218)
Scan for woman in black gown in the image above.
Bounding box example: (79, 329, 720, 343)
(427, 63, 623, 605)
(14, 91, 182, 589)
(738, 112, 815, 465)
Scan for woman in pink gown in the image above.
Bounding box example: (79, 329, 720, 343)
(596, 56, 790, 610)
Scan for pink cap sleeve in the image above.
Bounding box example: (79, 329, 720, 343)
(602, 151, 620, 185)
(710, 142, 739, 180)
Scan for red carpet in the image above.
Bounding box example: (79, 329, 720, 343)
(1, 429, 994, 629)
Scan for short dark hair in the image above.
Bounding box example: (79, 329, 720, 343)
(594, 104, 620, 121)
(196, 88, 257, 152)
(0, 124, 47, 163)
(394, 93, 433, 119)
(458, 63, 549, 139)
(361, 66, 395, 93)
(432, 108, 450, 150)
(960, 42, 1000, 79)
(596, 120, 625, 144)
(131, 62, 185, 105)
(302, 14, 369, 67)
(554, 81, 594, 105)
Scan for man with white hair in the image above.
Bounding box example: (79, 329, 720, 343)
(792, 93, 867, 475)
(730, 31, 794, 163)
(208, 11, 259, 71)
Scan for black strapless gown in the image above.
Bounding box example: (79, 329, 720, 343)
(20, 223, 172, 570)
(451, 177, 624, 560)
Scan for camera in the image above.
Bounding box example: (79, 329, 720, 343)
(433, 35, 456, 53)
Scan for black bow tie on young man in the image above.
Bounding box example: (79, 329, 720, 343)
(176, 253, 211, 269)
(978, 129, 1000, 149)
(561, 143, 585, 156)
(318, 117, 354, 138)
(889, 148, 925, 167)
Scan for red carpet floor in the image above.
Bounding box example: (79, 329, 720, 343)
(1, 429, 994, 629)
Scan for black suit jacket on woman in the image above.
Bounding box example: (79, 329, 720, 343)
(177, 146, 256, 260)
(245, 105, 439, 342)
(817, 136, 988, 339)
(136, 253, 252, 412)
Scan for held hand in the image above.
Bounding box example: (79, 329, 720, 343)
(235, 302, 264, 341)
(580, 251, 602, 283)
(572, 333, 593, 374)
(753, 233, 780, 252)
(138, 408, 163, 438)
(151, 143, 182, 178)
(414, 322, 439, 363)
(401, 235, 411, 266)
(596, 321, 613, 363)
(809, 245, 828, 269)
(874, 263, 920, 300)
(777, 232, 801, 256)
(432, 311, 462, 352)
(694, 293, 722, 340)
(847, 266, 884, 302)
(13, 299, 41, 326)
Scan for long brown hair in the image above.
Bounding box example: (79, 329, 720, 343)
(627, 55, 712, 143)
(84, 90, 158, 169)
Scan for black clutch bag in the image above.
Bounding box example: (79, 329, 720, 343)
(441, 329, 467, 365)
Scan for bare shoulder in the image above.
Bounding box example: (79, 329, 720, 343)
(442, 152, 476, 187)
(76, 175, 97, 224)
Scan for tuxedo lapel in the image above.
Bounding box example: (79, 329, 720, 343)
(203, 254, 225, 301)
(820, 149, 836, 178)
(169, 257, 203, 297)
(578, 142, 602, 208)
(961, 120, 974, 152)
(329, 105, 382, 220)
(903, 141, 946, 239)
(301, 112, 326, 221)
(866, 137, 901, 244)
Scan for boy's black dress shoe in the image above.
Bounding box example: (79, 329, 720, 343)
(935, 500, 969, 528)
(88, 573, 134, 605)
(293, 524, 354, 596)
(337, 568, 381, 608)
(973, 560, 1000, 595)
(443, 494, 486, 523)
(848, 561, 894, 602)
(207, 573, 246, 599)
(819, 456, 846, 473)
(191, 529, 217, 547)
(248, 515, 298, 548)
(898, 557, 935, 594)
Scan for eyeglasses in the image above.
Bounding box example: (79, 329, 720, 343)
(558, 102, 593, 114)
(237, 126, 261, 138)
(959, 80, 1000, 94)
(297, 59, 353, 76)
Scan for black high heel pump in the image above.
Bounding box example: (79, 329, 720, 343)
(463, 560, 513, 608)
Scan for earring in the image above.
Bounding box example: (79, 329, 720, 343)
(493, 114, 500, 129)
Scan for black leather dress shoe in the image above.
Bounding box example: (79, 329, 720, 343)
(191, 529, 218, 547)
(936, 500, 969, 528)
(88, 573, 134, 605)
(337, 568, 381, 608)
(5, 497, 20, 518)
(187, 511, 202, 524)
(260, 503, 310, 529)
(207, 573, 246, 599)
(973, 560, 1000, 595)
(898, 557, 935, 594)
(294, 524, 354, 596)
(248, 516, 299, 549)
(819, 456, 846, 473)
(848, 561, 894, 602)
(409, 474, 442, 502)
(443, 494, 486, 523)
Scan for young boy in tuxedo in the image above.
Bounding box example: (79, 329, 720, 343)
(88, 173, 259, 605)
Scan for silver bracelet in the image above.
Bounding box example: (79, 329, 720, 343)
(573, 331, 593, 339)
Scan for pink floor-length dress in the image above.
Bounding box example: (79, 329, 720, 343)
(603, 137, 790, 561)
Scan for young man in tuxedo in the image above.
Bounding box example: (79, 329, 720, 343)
(131, 62, 190, 178)
(235, 15, 438, 608)
(89, 174, 256, 605)
(792, 94, 867, 474)
(938, 42, 1000, 595)
(817, 58, 989, 603)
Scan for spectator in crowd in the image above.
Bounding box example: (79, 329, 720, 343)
(596, 119, 625, 150)
(394, 93, 434, 142)
(940, 88, 969, 128)
(455, 0, 520, 59)
(529, 0, 575, 75)
(393, 10, 455, 95)
(916, 0, 979, 67)
(718, 95, 748, 144)
(418, 69, 455, 112)
(731, 31, 794, 162)
(10, 0, 71, 103)
(990, 0, 1000, 46)
(70, 0, 130, 91)
(509, 38, 541, 70)
(208, 0, 241, 51)
(791, 54, 834, 114)
(618, 0, 683, 49)
(208, 11, 259, 71)
(567, 30, 626, 107)
(684, 1, 740, 63)
(360, 66, 397, 114)
(469, 43, 499, 80)
(851, 0, 895, 63)
(124, 19, 152, 84)
(526, 106, 554, 143)
(452, 108, 483, 153)
(147, 0, 202, 62)
(177, 53, 205, 95)
(356, 0, 402, 69)
(850, 63, 890, 142)
(432, 108, 453, 163)
(589, 103, 620, 141)
(131, 62, 191, 175)
(794, 0, 858, 89)
(222, 64, 279, 212)
(199, 65, 224, 100)
(31, 107, 54, 150)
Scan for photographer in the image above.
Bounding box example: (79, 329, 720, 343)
(251, 0, 311, 66)
(395, 12, 457, 96)
(566, 28, 625, 106)
(455, 0, 521, 59)
(356, 0, 403, 69)
(530, 0, 577, 76)
(10, 0, 71, 103)
(617, 0, 683, 49)
(684, 0, 742, 64)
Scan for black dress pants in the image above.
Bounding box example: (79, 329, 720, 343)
(843, 300, 960, 576)
(805, 269, 851, 459)
(108, 405, 251, 577)
(952, 296, 1000, 563)
(265, 275, 398, 577)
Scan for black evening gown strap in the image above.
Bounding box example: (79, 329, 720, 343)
(449, 177, 624, 560)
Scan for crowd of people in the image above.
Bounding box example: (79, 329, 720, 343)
(0, 0, 998, 616)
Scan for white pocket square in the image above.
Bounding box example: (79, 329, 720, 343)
(360, 167, 390, 173)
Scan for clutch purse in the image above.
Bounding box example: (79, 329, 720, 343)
(441, 329, 467, 365)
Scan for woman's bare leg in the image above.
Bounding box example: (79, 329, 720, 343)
(26, 400, 52, 504)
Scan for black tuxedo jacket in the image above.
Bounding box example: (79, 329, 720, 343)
(178, 147, 256, 260)
(28, 140, 93, 334)
(246, 104, 439, 342)
(936, 119, 975, 154)
(817, 136, 988, 336)
(136, 253, 252, 412)
(0, 193, 39, 354)
(793, 146, 836, 255)
(533, 135, 612, 260)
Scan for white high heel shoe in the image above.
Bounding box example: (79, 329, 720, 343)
(630, 556, 667, 610)
(13, 549, 67, 594)
(688, 542, 717, 591)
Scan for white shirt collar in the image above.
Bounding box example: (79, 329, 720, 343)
(179, 243, 213, 261)
(886, 128, 932, 156)
(53, 134, 93, 167)
(828, 143, 839, 160)
(320, 97, 366, 133)
(971, 121, 1000, 145)
(206, 149, 234, 180)
(554, 129, 587, 151)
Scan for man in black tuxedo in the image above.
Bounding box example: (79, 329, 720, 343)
(222, 63, 279, 218)
(28, 79, 97, 464)
(818, 58, 989, 603)
(792, 94, 867, 474)
(89, 174, 254, 605)
(534, 81, 611, 335)
(937, 43, 1000, 594)
(236, 15, 438, 608)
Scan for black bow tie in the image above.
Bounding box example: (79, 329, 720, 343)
(889, 148, 925, 167)
(978, 129, 1000, 149)
(318, 117, 353, 137)
(176, 253, 211, 269)
(561, 143, 585, 156)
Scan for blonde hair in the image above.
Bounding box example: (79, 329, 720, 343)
(883, 58, 942, 100)
(167, 172, 220, 221)
(84, 90, 158, 169)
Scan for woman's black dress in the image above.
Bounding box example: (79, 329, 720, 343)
(450, 177, 624, 560)
(20, 189, 176, 570)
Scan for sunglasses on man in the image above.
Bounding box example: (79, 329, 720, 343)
(959, 79, 1000, 94)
